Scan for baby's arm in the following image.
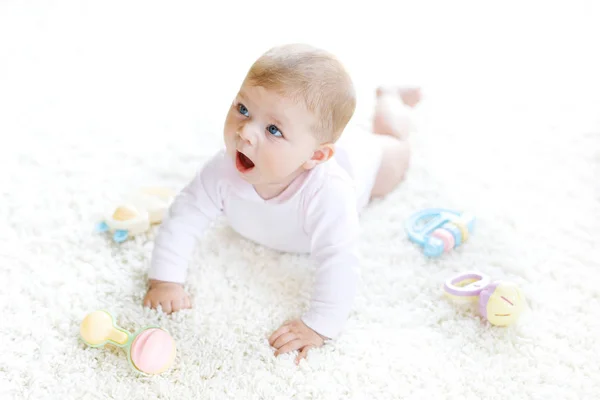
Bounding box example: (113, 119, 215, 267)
(144, 152, 226, 313)
(301, 178, 360, 340)
(269, 177, 360, 362)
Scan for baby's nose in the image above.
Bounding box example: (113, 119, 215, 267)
(238, 123, 259, 145)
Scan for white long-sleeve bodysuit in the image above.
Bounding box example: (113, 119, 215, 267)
(149, 128, 382, 339)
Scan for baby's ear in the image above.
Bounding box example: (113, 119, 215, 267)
(303, 143, 335, 170)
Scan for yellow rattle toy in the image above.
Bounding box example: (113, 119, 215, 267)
(80, 310, 176, 374)
(443, 271, 525, 326)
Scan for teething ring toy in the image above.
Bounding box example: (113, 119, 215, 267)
(444, 272, 491, 298)
(443, 271, 525, 327)
(405, 208, 475, 257)
(96, 187, 175, 243)
(80, 310, 176, 375)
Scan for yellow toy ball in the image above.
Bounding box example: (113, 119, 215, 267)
(479, 281, 525, 326)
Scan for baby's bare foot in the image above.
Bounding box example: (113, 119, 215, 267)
(373, 86, 419, 139)
(376, 85, 422, 108)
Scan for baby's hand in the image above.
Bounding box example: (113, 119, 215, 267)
(143, 280, 191, 314)
(269, 319, 327, 364)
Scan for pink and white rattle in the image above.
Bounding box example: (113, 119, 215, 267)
(80, 310, 176, 374)
(443, 271, 525, 326)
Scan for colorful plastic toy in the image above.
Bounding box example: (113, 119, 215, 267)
(405, 208, 475, 257)
(96, 187, 175, 243)
(80, 310, 176, 374)
(443, 271, 525, 326)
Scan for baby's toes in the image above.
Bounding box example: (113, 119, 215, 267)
(398, 86, 422, 108)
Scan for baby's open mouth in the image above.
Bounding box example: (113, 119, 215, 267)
(236, 151, 255, 173)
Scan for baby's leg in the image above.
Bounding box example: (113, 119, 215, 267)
(370, 86, 420, 198)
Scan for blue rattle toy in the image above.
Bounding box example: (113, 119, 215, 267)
(405, 208, 475, 257)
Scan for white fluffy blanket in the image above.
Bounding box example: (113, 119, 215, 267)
(2, 1, 599, 399)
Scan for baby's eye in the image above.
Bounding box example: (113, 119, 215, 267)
(237, 103, 249, 117)
(267, 124, 283, 138)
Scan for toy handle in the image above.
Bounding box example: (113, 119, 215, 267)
(444, 272, 491, 297)
(106, 327, 129, 345)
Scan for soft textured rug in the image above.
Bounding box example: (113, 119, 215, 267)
(2, 1, 599, 399)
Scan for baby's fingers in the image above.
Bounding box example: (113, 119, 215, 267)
(143, 290, 156, 308)
(171, 298, 183, 313)
(269, 325, 290, 346)
(275, 339, 304, 357)
(183, 294, 192, 309)
(295, 345, 314, 365)
(272, 332, 297, 350)
(161, 300, 173, 314)
(171, 295, 192, 312)
(148, 296, 161, 310)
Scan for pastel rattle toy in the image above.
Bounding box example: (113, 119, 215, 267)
(405, 208, 475, 257)
(80, 310, 176, 374)
(96, 187, 175, 243)
(443, 271, 525, 326)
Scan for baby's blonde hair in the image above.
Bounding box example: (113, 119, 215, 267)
(244, 43, 356, 143)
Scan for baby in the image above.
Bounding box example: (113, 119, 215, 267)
(143, 43, 419, 364)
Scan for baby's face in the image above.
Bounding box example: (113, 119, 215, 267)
(223, 83, 321, 187)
